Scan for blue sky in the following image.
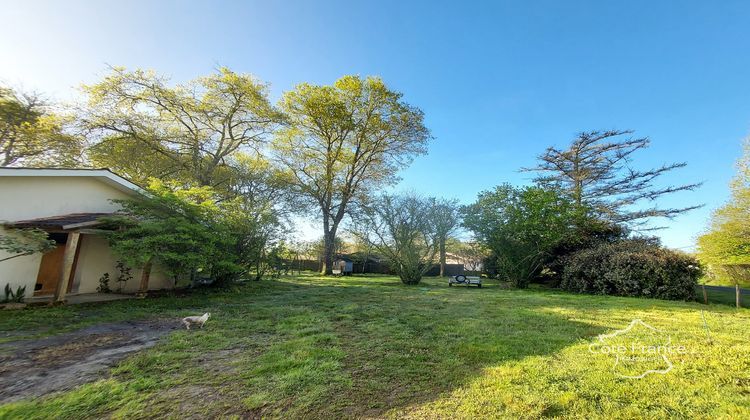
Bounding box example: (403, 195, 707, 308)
(2, 0, 749, 249)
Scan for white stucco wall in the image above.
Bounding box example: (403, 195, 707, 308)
(73, 235, 172, 294)
(0, 228, 44, 296)
(0, 174, 173, 299)
(0, 176, 131, 222)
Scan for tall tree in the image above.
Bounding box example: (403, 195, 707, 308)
(80, 67, 283, 187)
(524, 130, 701, 229)
(430, 198, 461, 277)
(274, 75, 431, 274)
(0, 86, 81, 167)
(697, 138, 750, 306)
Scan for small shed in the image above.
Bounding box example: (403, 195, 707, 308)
(332, 257, 354, 276)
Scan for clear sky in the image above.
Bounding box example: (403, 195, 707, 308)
(2, 0, 749, 249)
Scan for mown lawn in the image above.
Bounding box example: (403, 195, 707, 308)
(1, 273, 749, 419)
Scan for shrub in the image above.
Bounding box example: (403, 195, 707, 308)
(462, 184, 579, 288)
(2, 284, 26, 303)
(97, 273, 112, 293)
(561, 239, 702, 300)
(353, 194, 439, 285)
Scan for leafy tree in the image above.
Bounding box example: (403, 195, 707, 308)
(524, 130, 701, 229)
(0, 86, 82, 167)
(353, 194, 438, 285)
(273, 75, 431, 275)
(463, 185, 578, 288)
(697, 138, 750, 305)
(104, 180, 242, 291)
(430, 198, 461, 277)
(0, 228, 56, 263)
(220, 191, 286, 281)
(80, 67, 283, 187)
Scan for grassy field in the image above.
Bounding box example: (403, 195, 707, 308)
(1, 274, 749, 419)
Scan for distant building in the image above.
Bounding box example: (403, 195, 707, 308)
(445, 252, 484, 272)
(332, 256, 353, 275)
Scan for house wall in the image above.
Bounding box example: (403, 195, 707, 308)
(0, 233, 44, 296)
(72, 235, 172, 294)
(0, 176, 130, 222)
(0, 175, 172, 298)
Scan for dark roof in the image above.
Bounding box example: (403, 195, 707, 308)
(7, 213, 115, 230)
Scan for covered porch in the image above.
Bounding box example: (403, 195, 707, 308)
(6, 213, 154, 304)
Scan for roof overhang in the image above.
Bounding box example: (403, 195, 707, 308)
(0, 167, 144, 196)
(6, 212, 116, 231)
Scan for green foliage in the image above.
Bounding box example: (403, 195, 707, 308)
(104, 180, 242, 284)
(97, 273, 112, 293)
(0, 228, 56, 263)
(0, 85, 82, 167)
(544, 220, 628, 285)
(114, 261, 133, 293)
(462, 184, 578, 287)
(105, 179, 284, 285)
(2, 284, 26, 303)
(561, 238, 702, 300)
(354, 194, 438, 284)
(697, 138, 750, 285)
(274, 75, 431, 274)
(81, 67, 283, 187)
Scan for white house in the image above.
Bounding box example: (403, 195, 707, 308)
(0, 168, 173, 303)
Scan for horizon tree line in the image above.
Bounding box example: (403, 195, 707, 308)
(1, 68, 705, 281)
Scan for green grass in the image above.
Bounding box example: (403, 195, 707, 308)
(1, 274, 749, 418)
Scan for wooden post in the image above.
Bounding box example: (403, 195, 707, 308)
(52, 232, 81, 305)
(737, 283, 742, 308)
(136, 258, 153, 298)
(702, 285, 708, 304)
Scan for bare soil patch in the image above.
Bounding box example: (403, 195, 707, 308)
(0, 319, 177, 404)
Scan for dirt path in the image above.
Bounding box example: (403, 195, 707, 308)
(0, 319, 177, 404)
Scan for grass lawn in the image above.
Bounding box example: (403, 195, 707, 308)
(1, 273, 749, 418)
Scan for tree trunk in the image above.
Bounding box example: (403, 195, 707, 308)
(362, 244, 371, 274)
(321, 230, 335, 275)
(439, 238, 446, 277)
(737, 283, 742, 308)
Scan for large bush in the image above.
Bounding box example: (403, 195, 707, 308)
(462, 184, 579, 288)
(561, 239, 701, 300)
(354, 194, 438, 285)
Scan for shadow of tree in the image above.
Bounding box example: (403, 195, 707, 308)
(245, 277, 607, 417)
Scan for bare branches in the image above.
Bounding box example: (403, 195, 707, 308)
(80, 67, 283, 187)
(523, 130, 702, 228)
(353, 194, 439, 284)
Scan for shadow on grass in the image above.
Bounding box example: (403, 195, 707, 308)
(0, 274, 607, 418)
(233, 276, 608, 418)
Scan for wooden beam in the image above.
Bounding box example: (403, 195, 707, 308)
(136, 258, 153, 298)
(52, 232, 81, 305)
